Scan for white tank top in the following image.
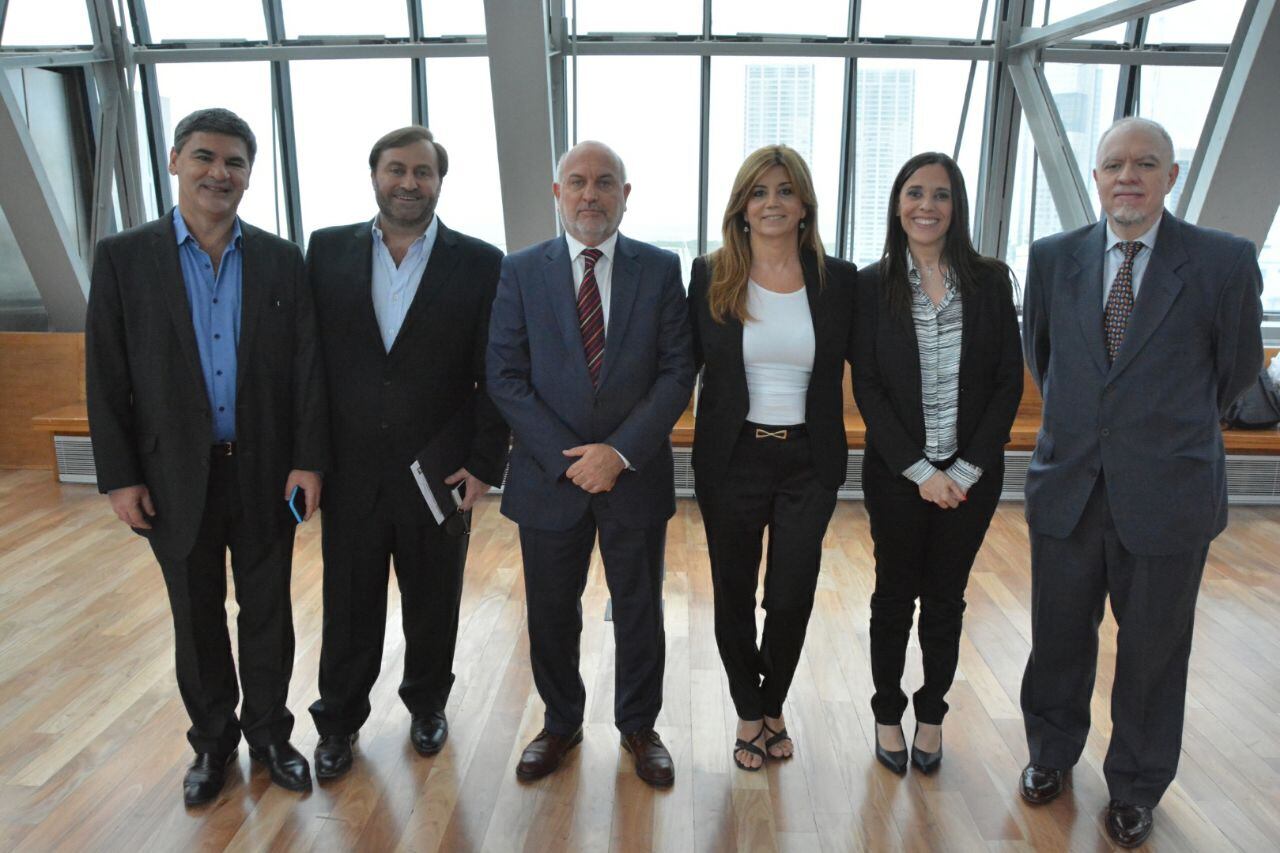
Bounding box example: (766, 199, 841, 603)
(742, 280, 814, 425)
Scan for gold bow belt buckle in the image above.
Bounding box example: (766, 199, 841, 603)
(755, 428, 788, 440)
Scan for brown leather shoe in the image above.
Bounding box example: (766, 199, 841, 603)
(621, 728, 674, 787)
(515, 727, 583, 781)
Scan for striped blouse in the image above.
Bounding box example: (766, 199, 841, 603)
(901, 253, 983, 492)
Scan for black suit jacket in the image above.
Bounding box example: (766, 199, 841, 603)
(86, 212, 330, 558)
(307, 218, 509, 525)
(852, 262, 1023, 479)
(688, 252, 858, 494)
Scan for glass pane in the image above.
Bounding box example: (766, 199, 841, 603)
(1145, 0, 1244, 44)
(860, 0, 991, 40)
(425, 58, 505, 250)
(1136, 65, 1220, 213)
(130, 73, 159, 221)
(570, 56, 701, 279)
(1005, 116, 1037, 293)
(0, 0, 92, 46)
(706, 58, 844, 256)
(1036, 0, 1127, 41)
(281, 0, 409, 39)
(154, 62, 284, 235)
(0, 204, 47, 331)
(421, 0, 486, 37)
(713, 0, 848, 36)
(21, 68, 92, 251)
(1261, 211, 1280, 315)
(573, 0, 702, 34)
(144, 0, 266, 42)
(850, 60, 990, 267)
(291, 59, 412, 239)
(1043, 62, 1119, 213)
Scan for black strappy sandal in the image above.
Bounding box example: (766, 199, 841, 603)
(733, 723, 767, 771)
(763, 721, 793, 759)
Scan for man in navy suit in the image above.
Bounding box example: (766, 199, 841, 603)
(1018, 117, 1263, 847)
(487, 141, 694, 786)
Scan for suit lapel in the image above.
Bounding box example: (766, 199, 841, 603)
(1069, 221, 1110, 377)
(152, 215, 209, 401)
(1108, 213, 1185, 379)
(236, 223, 270, 394)
(543, 237, 593, 386)
(598, 233, 639, 389)
(388, 220, 460, 362)
(340, 220, 382, 354)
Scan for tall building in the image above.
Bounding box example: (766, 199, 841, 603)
(853, 68, 914, 264)
(743, 63, 815, 163)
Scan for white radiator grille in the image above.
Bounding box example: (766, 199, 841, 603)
(53, 436, 98, 484)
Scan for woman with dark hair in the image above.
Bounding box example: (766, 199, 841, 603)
(689, 146, 857, 770)
(852, 152, 1022, 775)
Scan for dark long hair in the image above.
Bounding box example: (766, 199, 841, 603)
(879, 152, 1014, 318)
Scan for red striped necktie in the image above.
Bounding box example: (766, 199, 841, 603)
(577, 247, 605, 387)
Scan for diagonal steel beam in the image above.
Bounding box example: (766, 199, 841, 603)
(0, 71, 91, 330)
(1010, 0, 1190, 52)
(1006, 51, 1095, 231)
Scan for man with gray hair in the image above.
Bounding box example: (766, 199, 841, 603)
(86, 108, 329, 805)
(1017, 116, 1263, 846)
(487, 140, 694, 786)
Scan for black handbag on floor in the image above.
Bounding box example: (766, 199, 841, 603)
(1223, 365, 1280, 429)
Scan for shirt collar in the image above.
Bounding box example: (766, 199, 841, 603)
(1105, 213, 1161, 254)
(371, 213, 438, 254)
(173, 206, 242, 248)
(565, 230, 618, 265)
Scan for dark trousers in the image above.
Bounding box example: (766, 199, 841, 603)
(152, 453, 297, 756)
(696, 427, 838, 720)
(1021, 474, 1208, 807)
(519, 499, 667, 736)
(863, 450, 1001, 726)
(309, 490, 469, 735)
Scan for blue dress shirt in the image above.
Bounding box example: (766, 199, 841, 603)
(173, 207, 242, 442)
(371, 215, 438, 352)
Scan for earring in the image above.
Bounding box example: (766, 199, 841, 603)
(743, 223, 750, 233)
(799, 220, 806, 231)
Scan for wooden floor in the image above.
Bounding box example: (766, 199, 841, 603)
(1, 469, 1278, 852)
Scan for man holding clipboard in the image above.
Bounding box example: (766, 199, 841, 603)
(306, 127, 508, 779)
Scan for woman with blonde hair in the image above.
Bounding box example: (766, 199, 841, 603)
(688, 145, 857, 770)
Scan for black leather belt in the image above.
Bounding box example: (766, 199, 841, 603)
(210, 441, 237, 457)
(744, 422, 807, 440)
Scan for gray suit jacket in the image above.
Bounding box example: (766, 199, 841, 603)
(486, 233, 694, 532)
(1022, 212, 1263, 556)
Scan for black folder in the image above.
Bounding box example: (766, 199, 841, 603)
(409, 404, 471, 528)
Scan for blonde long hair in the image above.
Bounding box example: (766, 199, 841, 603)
(706, 145, 827, 323)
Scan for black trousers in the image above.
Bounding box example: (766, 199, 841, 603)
(1021, 474, 1208, 807)
(519, 498, 667, 736)
(152, 453, 297, 756)
(863, 450, 1001, 726)
(308, 490, 469, 735)
(696, 426, 838, 721)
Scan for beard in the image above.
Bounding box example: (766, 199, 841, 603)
(376, 189, 437, 230)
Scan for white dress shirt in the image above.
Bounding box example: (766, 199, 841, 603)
(371, 214, 439, 352)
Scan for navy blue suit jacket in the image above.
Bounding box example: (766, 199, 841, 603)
(1022, 212, 1264, 555)
(487, 233, 695, 531)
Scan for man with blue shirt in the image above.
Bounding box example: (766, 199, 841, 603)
(305, 126, 507, 779)
(86, 108, 329, 806)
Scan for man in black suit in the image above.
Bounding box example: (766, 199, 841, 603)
(86, 108, 329, 806)
(305, 126, 508, 779)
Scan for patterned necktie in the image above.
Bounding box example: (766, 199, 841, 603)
(1104, 240, 1143, 364)
(577, 247, 605, 387)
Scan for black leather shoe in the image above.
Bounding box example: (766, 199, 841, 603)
(249, 741, 312, 791)
(183, 749, 236, 806)
(875, 725, 908, 775)
(314, 733, 357, 781)
(1105, 800, 1154, 848)
(621, 728, 675, 788)
(910, 724, 942, 774)
(1019, 763, 1066, 804)
(410, 711, 448, 756)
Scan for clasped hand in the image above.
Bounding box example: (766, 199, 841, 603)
(918, 471, 966, 509)
(563, 443, 625, 494)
